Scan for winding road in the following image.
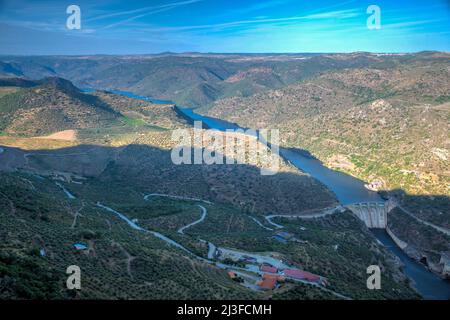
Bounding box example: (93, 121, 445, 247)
(249, 216, 274, 231)
(178, 204, 207, 234)
(144, 193, 212, 204)
(96, 202, 201, 258)
(94, 198, 349, 299)
(265, 205, 343, 229)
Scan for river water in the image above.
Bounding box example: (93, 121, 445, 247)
(92, 89, 450, 300)
(372, 229, 450, 300)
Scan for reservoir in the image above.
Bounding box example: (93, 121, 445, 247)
(96, 89, 450, 300)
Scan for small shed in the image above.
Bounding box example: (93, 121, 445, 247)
(73, 243, 88, 251)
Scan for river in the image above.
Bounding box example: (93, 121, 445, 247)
(90, 88, 450, 300)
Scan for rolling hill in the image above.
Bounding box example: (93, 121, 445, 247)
(204, 52, 450, 196)
(0, 77, 121, 136)
(203, 52, 450, 272)
(0, 53, 414, 108)
(0, 73, 420, 299)
(1, 52, 448, 298)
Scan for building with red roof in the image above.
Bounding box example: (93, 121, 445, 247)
(283, 269, 320, 282)
(257, 274, 278, 290)
(260, 265, 277, 274)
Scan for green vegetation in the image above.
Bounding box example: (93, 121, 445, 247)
(388, 207, 450, 260)
(205, 53, 450, 197)
(0, 52, 446, 300)
(203, 52, 450, 281)
(0, 53, 409, 109)
(0, 172, 257, 299)
(121, 116, 148, 127)
(0, 167, 419, 299)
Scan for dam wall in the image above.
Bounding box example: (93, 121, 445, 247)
(346, 201, 391, 228)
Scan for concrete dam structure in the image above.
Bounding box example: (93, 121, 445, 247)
(346, 201, 396, 229)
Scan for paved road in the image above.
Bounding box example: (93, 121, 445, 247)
(144, 193, 212, 204)
(96, 193, 350, 298)
(178, 205, 207, 234)
(265, 205, 343, 228)
(55, 182, 76, 199)
(249, 216, 274, 231)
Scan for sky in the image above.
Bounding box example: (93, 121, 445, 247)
(0, 0, 449, 54)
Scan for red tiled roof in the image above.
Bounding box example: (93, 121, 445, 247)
(284, 269, 320, 281)
(262, 274, 279, 280)
(260, 265, 277, 273)
(258, 277, 277, 290)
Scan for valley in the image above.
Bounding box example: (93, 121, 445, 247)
(0, 52, 449, 300)
(202, 52, 450, 282)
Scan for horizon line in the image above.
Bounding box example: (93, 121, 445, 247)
(1, 50, 449, 57)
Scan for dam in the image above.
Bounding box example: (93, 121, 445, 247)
(345, 201, 396, 229)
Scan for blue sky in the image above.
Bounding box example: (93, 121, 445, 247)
(0, 0, 449, 54)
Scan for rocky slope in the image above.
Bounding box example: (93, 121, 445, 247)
(205, 52, 450, 198)
(203, 52, 450, 276)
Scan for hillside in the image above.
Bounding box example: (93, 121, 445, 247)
(0, 78, 120, 136)
(203, 52, 450, 272)
(0, 61, 23, 78)
(0, 75, 421, 299)
(0, 78, 188, 138)
(205, 52, 450, 197)
(0, 53, 415, 108)
(0, 171, 258, 299)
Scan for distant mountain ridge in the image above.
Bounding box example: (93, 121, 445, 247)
(0, 52, 428, 108)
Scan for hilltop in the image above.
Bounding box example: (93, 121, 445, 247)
(0, 77, 120, 136)
(1, 52, 449, 297)
(0, 77, 186, 137)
